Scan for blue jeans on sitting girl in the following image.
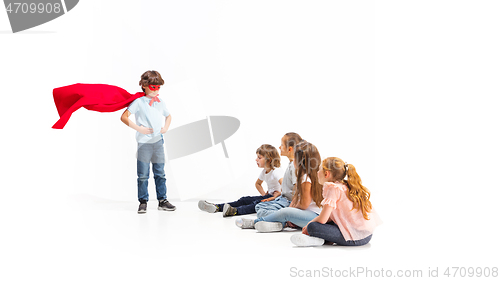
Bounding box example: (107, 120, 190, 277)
(307, 221, 372, 246)
(255, 195, 291, 218)
(254, 207, 319, 228)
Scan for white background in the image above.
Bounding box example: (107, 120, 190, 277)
(1, 0, 499, 280)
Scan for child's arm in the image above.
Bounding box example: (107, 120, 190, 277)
(288, 184, 298, 207)
(302, 205, 333, 235)
(260, 175, 283, 202)
(255, 179, 266, 196)
(120, 110, 153, 134)
(160, 115, 172, 134)
(260, 190, 281, 202)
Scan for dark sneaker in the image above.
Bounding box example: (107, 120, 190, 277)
(158, 199, 176, 211)
(138, 202, 147, 214)
(222, 204, 237, 217)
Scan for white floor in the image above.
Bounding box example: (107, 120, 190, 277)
(4, 190, 496, 281)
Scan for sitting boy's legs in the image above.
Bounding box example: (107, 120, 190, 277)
(220, 194, 272, 217)
(227, 195, 268, 208)
(234, 194, 273, 215)
(216, 194, 267, 212)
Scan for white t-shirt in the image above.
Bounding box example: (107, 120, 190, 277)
(127, 96, 170, 143)
(301, 174, 322, 214)
(281, 160, 296, 201)
(258, 168, 284, 195)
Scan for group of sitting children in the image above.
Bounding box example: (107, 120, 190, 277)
(51, 71, 382, 245)
(198, 132, 382, 247)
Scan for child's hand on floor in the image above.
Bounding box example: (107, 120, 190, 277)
(301, 223, 310, 235)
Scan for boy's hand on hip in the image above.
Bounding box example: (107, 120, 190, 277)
(137, 126, 153, 135)
(160, 127, 168, 134)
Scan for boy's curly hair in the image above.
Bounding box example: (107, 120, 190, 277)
(256, 144, 281, 169)
(139, 70, 165, 92)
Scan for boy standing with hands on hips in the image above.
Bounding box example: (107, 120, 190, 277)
(120, 70, 176, 214)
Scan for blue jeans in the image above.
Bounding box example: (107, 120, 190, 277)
(307, 221, 372, 246)
(221, 194, 273, 215)
(254, 207, 319, 228)
(255, 195, 291, 218)
(137, 140, 167, 202)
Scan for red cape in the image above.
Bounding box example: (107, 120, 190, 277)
(52, 83, 144, 129)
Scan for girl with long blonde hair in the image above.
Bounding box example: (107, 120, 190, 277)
(290, 157, 382, 246)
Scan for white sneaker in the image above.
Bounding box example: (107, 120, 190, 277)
(235, 218, 255, 229)
(290, 233, 325, 247)
(254, 221, 283, 233)
(198, 200, 217, 213)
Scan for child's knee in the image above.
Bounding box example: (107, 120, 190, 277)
(153, 172, 166, 179)
(137, 172, 149, 180)
(256, 208, 272, 218)
(307, 222, 322, 234)
(256, 209, 266, 218)
(255, 202, 265, 210)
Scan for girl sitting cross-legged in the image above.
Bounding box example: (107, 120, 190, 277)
(290, 157, 382, 247)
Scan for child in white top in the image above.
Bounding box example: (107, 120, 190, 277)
(237, 141, 324, 232)
(290, 157, 382, 247)
(257, 167, 283, 199)
(198, 144, 283, 217)
(254, 132, 303, 218)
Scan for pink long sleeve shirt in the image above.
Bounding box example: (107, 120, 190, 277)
(321, 182, 382, 241)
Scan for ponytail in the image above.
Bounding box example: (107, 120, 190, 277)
(322, 158, 373, 220)
(345, 163, 372, 220)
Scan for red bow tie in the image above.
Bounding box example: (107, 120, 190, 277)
(149, 95, 160, 106)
